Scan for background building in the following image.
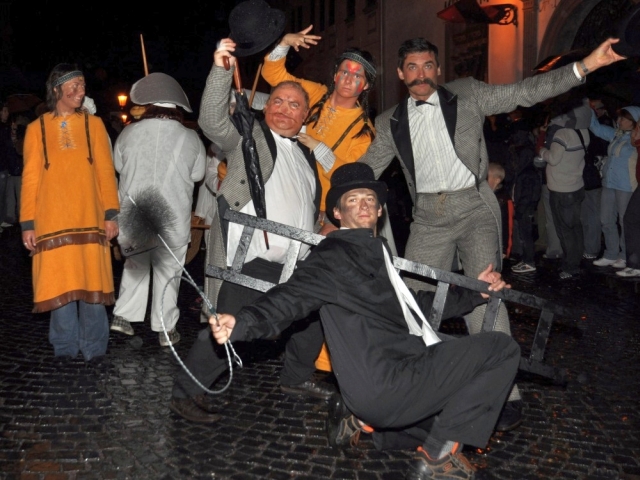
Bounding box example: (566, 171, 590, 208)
(271, 0, 640, 114)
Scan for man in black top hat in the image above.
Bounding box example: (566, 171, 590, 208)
(211, 162, 520, 480)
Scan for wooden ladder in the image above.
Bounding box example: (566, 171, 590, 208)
(206, 210, 568, 384)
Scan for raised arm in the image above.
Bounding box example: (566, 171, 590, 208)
(261, 26, 326, 106)
(197, 39, 242, 151)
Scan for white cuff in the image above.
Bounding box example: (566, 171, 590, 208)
(314, 143, 335, 172)
(268, 44, 290, 61)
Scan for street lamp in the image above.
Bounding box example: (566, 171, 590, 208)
(117, 94, 128, 125)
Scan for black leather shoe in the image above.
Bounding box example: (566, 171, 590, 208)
(280, 379, 336, 400)
(326, 392, 369, 447)
(495, 400, 523, 432)
(169, 397, 222, 423)
(85, 355, 109, 370)
(405, 447, 476, 480)
(192, 394, 227, 414)
(52, 355, 74, 366)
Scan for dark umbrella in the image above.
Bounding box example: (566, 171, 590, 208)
(223, 0, 286, 249)
(229, 82, 269, 249)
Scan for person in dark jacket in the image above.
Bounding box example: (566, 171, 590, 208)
(509, 127, 542, 273)
(211, 163, 520, 480)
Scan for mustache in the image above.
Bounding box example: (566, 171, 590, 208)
(407, 78, 437, 88)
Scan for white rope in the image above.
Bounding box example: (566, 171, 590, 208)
(157, 234, 242, 395)
(124, 193, 242, 394)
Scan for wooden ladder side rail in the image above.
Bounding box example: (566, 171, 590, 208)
(205, 210, 568, 384)
(393, 256, 568, 383)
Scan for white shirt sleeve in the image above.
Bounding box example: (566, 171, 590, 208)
(313, 142, 335, 172)
(268, 44, 290, 61)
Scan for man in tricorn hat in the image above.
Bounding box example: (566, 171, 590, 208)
(109, 72, 206, 346)
(211, 162, 519, 480)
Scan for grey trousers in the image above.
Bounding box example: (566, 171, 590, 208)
(404, 188, 520, 401)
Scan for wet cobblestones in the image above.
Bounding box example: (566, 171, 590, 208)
(1, 225, 639, 479)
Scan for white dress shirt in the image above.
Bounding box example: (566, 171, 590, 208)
(408, 92, 475, 193)
(226, 132, 316, 265)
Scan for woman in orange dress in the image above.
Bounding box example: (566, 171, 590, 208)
(262, 25, 376, 229)
(21, 64, 119, 363)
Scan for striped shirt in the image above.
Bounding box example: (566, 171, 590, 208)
(408, 93, 475, 193)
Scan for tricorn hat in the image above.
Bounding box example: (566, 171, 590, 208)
(613, 4, 640, 57)
(228, 0, 285, 57)
(130, 72, 192, 112)
(325, 163, 388, 227)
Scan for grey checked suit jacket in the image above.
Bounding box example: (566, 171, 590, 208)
(360, 63, 584, 259)
(198, 66, 321, 307)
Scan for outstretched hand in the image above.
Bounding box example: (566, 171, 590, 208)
(215, 38, 237, 69)
(477, 264, 510, 299)
(210, 313, 236, 344)
(279, 25, 322, 52)
(296, 132, 320, 150)
(581, 38, 627, 75)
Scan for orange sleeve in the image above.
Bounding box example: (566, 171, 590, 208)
(20, 120, 44, 226)
(261, 55, 328, 106)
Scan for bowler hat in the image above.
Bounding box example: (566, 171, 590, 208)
(325, 163, 388, 227)
(228, 0, 285, 57)
(130, 72, 192, 112)
(613, 4, 640, 57)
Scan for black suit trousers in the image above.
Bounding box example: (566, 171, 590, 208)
(172, 258, 324, 398)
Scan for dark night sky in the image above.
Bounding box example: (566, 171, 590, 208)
(5, 1, 242, 115)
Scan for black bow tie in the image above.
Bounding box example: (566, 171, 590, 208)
(280, 135, 298, 142)
(415, 100, 434, 106)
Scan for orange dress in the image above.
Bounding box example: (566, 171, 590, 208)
(21, 112, 119, 312)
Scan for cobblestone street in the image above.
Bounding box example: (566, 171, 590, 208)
(1, 224, 639, 479)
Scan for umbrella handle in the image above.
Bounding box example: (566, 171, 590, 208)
(248, 64, 262, 109)
(222, 57, 243, 93)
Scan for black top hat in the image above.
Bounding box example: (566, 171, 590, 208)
(228, 0, 286, 57)
(613, 4, 640, 57)
(325, 163, 388, 227)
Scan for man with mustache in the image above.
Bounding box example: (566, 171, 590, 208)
(359, 37, 626, 432)
(169, 38, 323, 422)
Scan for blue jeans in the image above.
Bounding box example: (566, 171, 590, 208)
(49, 301, 109, 360)
(600, 187, 633, 260)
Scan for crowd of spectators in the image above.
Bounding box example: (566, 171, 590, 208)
(484, 94, 640, 280)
